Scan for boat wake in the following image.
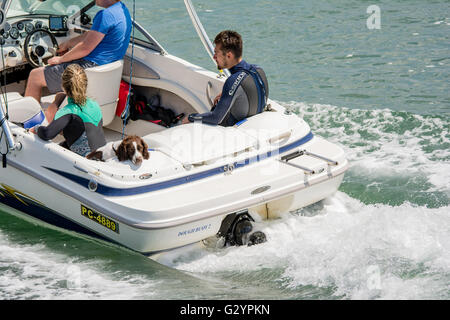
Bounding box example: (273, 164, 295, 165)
(0, 231, 159, 299)
(161, 191, 450, 299)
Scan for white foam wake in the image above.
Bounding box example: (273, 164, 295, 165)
(0, 233, 159, 299)
(284, 101, 450, 196)
(167, 192, 450, 299)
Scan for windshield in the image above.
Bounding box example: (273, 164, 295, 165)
(7, 0, 93, 17)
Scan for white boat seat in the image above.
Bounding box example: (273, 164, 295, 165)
(85, 60, 124, 126)
(7, 96, 46, 129)
(0, 92, 25, 105)
(40, 59, 124, 127)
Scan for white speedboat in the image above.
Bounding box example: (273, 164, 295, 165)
(0, 0, 348, 254)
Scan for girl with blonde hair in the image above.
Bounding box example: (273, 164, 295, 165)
(36, 64, 106, 156)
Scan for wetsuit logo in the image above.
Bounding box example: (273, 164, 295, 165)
(228, 72, 246, 96)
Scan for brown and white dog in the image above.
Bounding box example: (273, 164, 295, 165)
(87, 135, 150, 165)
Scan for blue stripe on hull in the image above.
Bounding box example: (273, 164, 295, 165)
(45, 132, 315, 197)
(0, 193, 112, 244)
(0, 195, 174, 257)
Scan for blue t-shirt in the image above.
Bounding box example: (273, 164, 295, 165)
(85, 1, 132, 66)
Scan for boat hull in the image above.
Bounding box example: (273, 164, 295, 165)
(0, 156, 347, 253)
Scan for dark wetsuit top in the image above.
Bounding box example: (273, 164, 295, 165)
(37, 98, 106, 155)
(188, 60, 269, 126)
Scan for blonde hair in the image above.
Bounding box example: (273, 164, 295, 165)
(62, 64, 88, 106)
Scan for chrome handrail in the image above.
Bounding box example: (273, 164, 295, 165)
(303, 150, 339, 166)
(0, 101, 15, 150)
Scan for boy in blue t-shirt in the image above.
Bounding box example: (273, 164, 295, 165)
(25, 0, 132, 104)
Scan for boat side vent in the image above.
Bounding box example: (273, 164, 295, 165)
(223, 163, 235, 175)
(88, 179, 98, 192)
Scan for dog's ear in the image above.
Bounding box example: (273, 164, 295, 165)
(141, 139, 150, 160)
(86, 150, 104, 161)
(116, 141, 128, 162)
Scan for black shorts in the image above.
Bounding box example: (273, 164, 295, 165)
(43, 59, 98, 94)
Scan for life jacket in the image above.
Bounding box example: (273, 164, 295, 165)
(238, 65, 269, 116)
(223, 65, 269, 126)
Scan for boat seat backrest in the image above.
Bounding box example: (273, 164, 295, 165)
(38, 60, 124, 127)
(85, 59, 124, 126)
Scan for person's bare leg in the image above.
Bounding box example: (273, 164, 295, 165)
(24, 67, 47, 103)
(45, 92, 66, 123)
(31, 92, 66, 134)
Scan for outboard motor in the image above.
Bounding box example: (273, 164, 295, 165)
(216, 212, 267, 247)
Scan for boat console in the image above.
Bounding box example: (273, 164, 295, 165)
(0, 15, 69, 69)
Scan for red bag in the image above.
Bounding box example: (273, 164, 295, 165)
(116, 80, 132, 118)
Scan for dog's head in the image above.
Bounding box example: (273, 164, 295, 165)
(115, 135, 150, 165)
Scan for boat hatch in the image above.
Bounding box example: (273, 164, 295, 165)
(236, 111, 310, 146)
(142, 124, 259, 165)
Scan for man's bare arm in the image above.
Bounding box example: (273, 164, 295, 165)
(49, 31, 105, 65)
(57, 32, 88, 54)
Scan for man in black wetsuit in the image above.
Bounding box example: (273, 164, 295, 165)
(185, 30, 269, 126)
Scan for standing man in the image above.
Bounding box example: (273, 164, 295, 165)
(25, 0, 132, 106)
(184, 30, 269, 127)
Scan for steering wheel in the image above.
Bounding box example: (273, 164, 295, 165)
(24, 28, 59, 68)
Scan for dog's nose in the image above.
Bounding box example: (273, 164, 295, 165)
(134, 157, 143, 165)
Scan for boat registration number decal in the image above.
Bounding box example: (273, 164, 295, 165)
(81, 205, 119, 234)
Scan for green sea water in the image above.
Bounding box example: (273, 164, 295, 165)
(0, 0, 449, 300)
